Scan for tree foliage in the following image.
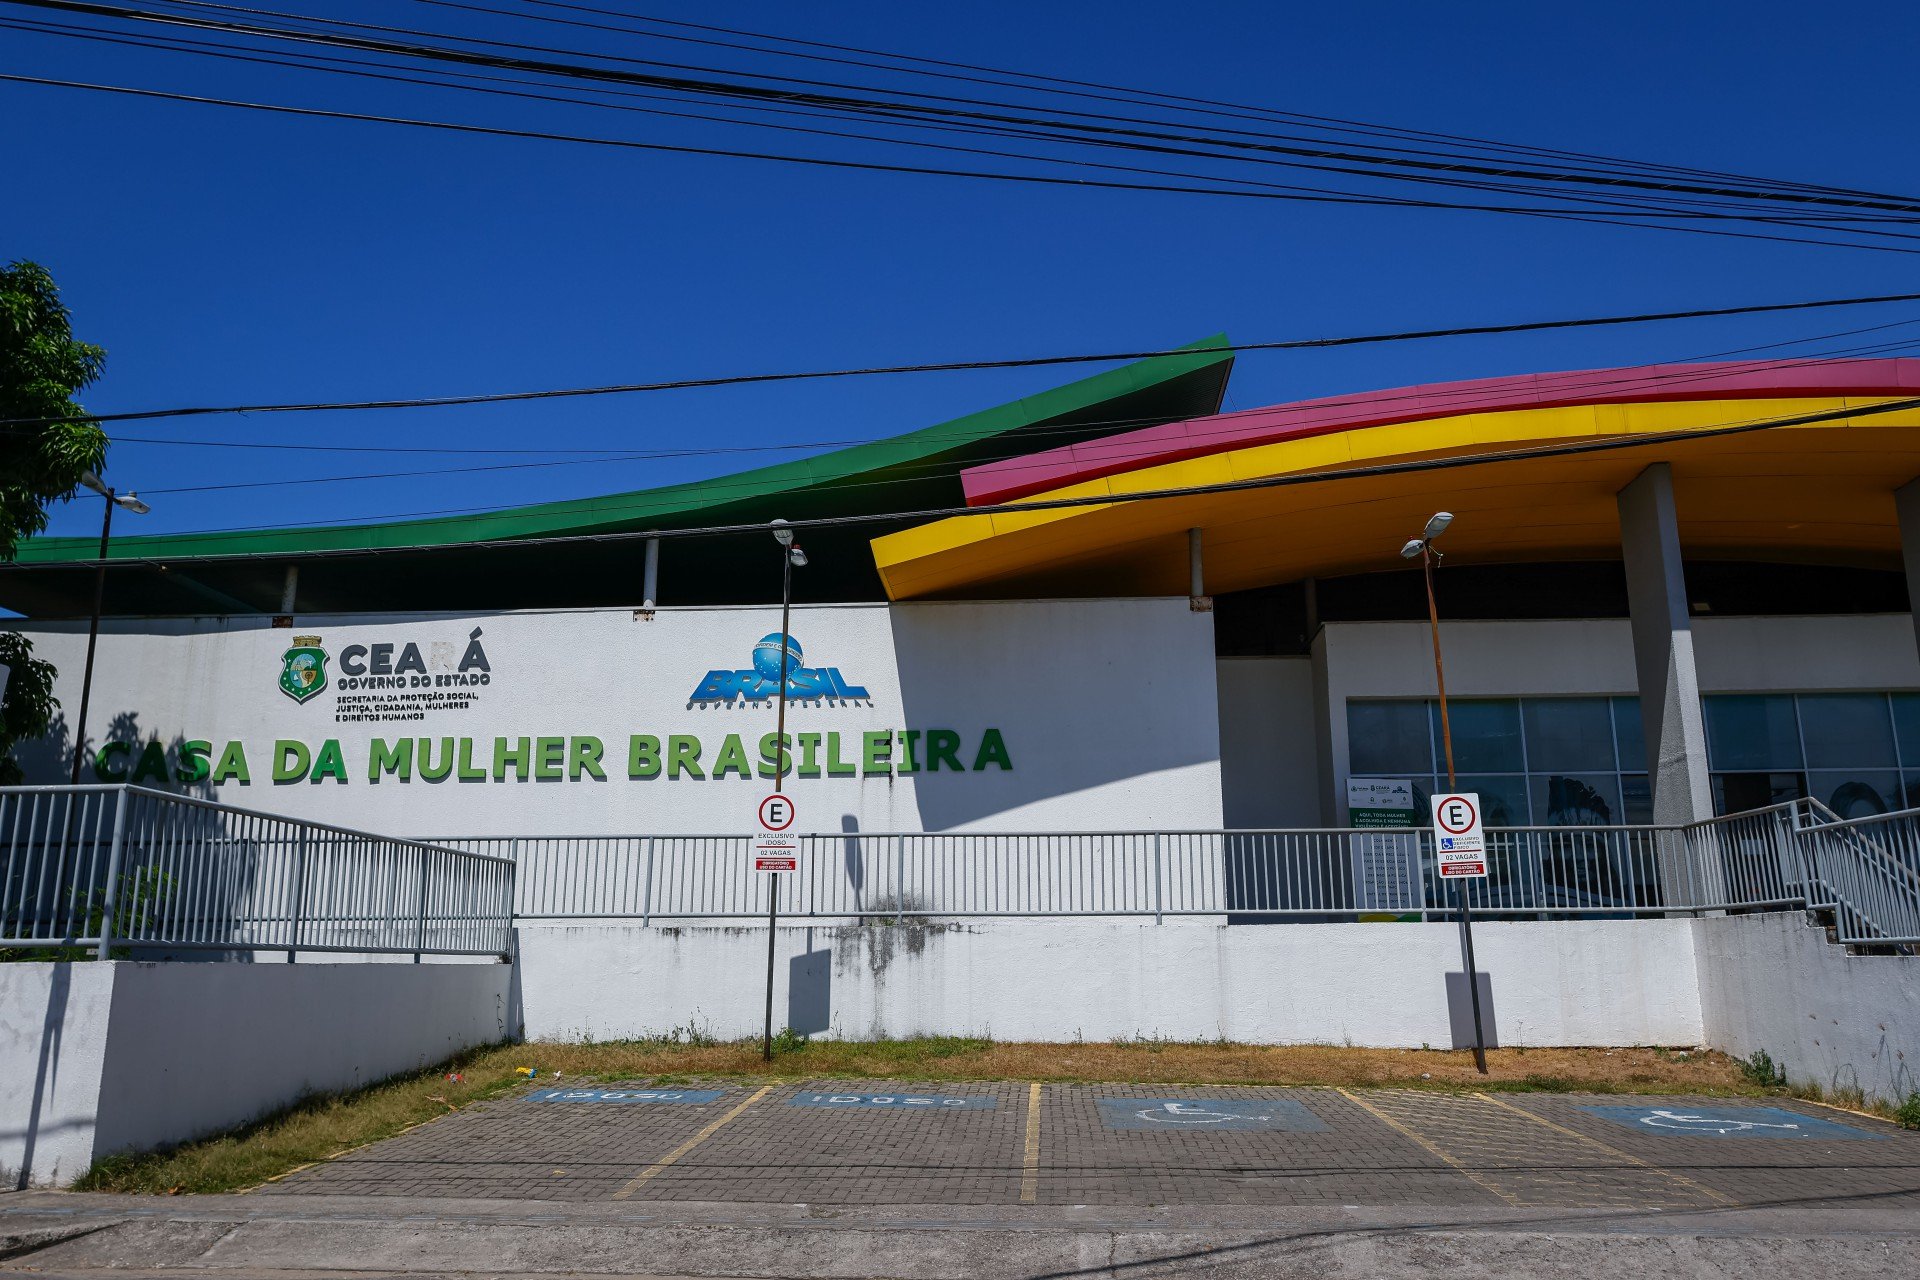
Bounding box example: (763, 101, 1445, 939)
(0, 259, 109, 781)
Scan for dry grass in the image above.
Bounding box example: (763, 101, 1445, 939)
(76, 1036, 1768, 1195)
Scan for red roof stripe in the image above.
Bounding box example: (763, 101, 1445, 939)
(959, 357, 1920, 507)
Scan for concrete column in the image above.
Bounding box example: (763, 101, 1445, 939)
(1618, 463, 1719, 909)
(1894, 479, 1920, 662)
(279, 566, 298, 615)
(1187, 528, 1211, 612)
(1619, 464, 1713, 824)
(642, 538, 660, 610)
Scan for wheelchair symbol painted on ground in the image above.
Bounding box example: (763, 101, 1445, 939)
(1095, 1097, 1329, 1132)
(1638, 1108, 1800, 1135)
(1579, 1104, 1883, 1140)
(1134, 1103, 1253, 1126)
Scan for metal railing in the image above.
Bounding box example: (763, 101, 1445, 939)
(1796, 801, 1920, 946)
(2, 785, 514, 959)
(431, 798, 1917, 945)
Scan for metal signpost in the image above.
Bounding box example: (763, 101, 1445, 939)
(1401, 511, 1489, 1074)
(761, 520, 807, 1061)
(1432, 791, 1489, 1072)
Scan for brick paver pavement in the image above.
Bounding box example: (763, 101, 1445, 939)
(261, 1079, 1920, 1213)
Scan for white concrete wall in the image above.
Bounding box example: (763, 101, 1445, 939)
(1215, 659, 1321, 828)
(1693, 912, 1920, 1106)
(0, 963, 116, 1189)
(2, 598, 1223, 837)
(516, 918, 1703, 1048)
(0, 960, 511, 1186)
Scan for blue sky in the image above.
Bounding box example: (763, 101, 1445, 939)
(4, 0, 1918, 541)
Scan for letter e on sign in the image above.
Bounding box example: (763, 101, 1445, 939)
(757, 794, 795, 832)
(1431, 792, 1488, 879)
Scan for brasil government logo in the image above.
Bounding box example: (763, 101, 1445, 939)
(690, 633, 870, 705)
(279, 635, 329, 705)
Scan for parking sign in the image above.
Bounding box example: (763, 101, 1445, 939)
(1431, 792, 1487, 880)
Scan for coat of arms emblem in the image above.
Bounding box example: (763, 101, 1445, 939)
(279, 635, 329, 705)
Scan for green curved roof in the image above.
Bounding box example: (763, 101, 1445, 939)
(3, 338, 1233, 615)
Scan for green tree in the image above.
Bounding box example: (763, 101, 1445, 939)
(1, 260, 108, 782)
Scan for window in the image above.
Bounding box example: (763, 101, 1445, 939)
(1704, 692, 1911, 818)
(1346, 695, 1647, 826)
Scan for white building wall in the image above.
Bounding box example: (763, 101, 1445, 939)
(516, 918, 1703, 1048)
(1693, 912, 1920, 1106)
(3, 598, 1224, 837)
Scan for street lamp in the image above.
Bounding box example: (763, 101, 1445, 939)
(1400, 511, 1487, 1074)
(69, 472, 151, 785)
(764, 519, 808, 1060)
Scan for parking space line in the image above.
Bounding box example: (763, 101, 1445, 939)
(1021, 1083, 1041, 1204)
(1472, 1093, 1733, 1205)
(1336, 1088, 1522, 1207)
(610, 1085, 774, 1201)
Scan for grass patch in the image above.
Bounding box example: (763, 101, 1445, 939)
(72, 1037, 1810, 1195)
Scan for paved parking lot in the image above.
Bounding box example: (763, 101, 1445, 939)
(259, 1080, 1920, 1211)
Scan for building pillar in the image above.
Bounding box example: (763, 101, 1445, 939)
(1187, 528, 1211, 612)
(1894, 479, 1920, 662)
(1618, 463, 1719, 909)
(279, 565, 299, 615)
(640, 537, 661, 618)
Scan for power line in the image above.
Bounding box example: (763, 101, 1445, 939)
(14, 0, 1920, 236)
(502, 0, 1891, 200)
(102, 0, 1916, 215)
(120, 328, 1920, 498)
(15, 394, 1920, 571)
(67, 328, 1920, 535)
(98, 312, 1920, 459)
(9, 287, 1920, 428)
(18, 12, 1918, 249)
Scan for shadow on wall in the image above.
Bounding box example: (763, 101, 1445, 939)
(14, 711, 213, 800)
(887, 601, 1221, 830)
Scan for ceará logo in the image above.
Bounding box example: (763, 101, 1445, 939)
(689, 633, 871, 705)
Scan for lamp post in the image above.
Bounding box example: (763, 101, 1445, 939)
(764, 520, 808, 1061)
(1399, 511, 1488, 1074)
(69, 472, 150, 785)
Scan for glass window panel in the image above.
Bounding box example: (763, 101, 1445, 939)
(1621, 774, 1653, 825)
(1893, 695, 1920, 768)
(1612, 697, 1646, 772)
(1530, 773, 1623, 826)
(1807, 769, 1901, 819)
(1437, 700, 1524, 774)
(1704, 695, 1802, 771)
(1522, 698, 1616, 772)
(1711, 771, 1805, 816)
(1797, 694, 1895, 769)
(1347, 701, 1433, 775)
(1450, 774, 1530, 827)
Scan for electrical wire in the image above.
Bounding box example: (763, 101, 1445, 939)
(71, 327, 1920, 528)
(13, 0, 1920, 239)
(103, 0, 1918, 214)
(8, 287, 1920, 428)
(14, 393, 1920, 570)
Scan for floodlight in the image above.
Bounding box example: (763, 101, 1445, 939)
(789, 547, 808, 568)
(1400, 538, 1425, 560)
(1423, 511, 1453, 541)
(770, 518, 794, 547)
(79, 471, 109, 498)
(118, 494, 151, 516)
